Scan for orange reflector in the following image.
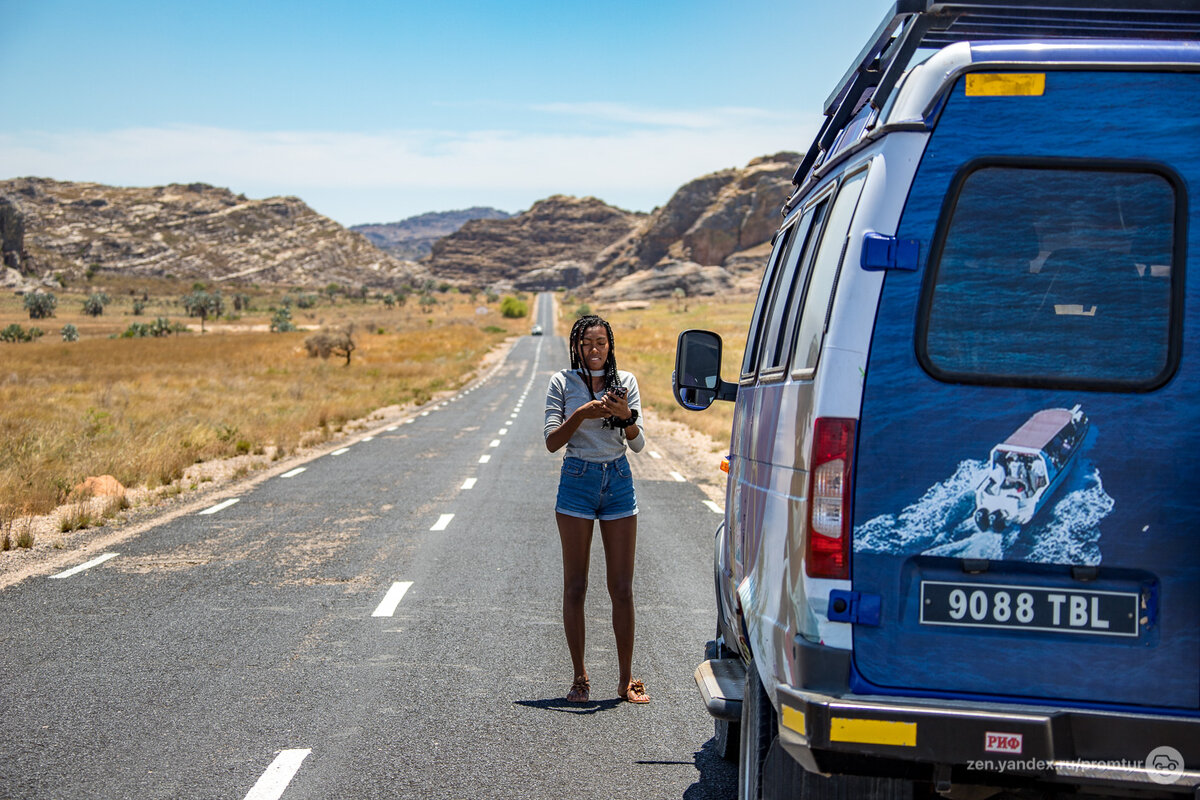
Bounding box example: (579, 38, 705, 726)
(720, 457, 730, 473)
(965, 73, 1045, 97)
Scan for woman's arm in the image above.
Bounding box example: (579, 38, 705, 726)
(545, 400, 607, 453)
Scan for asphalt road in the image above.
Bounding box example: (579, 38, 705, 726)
(0, 294, 737, 799)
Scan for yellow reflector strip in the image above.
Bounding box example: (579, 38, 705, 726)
(830, 717, 917, 747)
(965, 73, 1046, 96)
(781, 706, 806, 735)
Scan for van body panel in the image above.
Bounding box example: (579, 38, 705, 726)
(850, 68, 1200, 709)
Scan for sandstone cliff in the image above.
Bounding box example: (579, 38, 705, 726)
(0, 178, 423, 289)
(589, 152, 797, 300)
(351, 207, 511, 261)
(425, 195, 645, 290)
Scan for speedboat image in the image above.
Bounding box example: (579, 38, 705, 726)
(973, 405, 1089, 532)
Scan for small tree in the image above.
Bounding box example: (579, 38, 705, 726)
(132, 299, 146, 316)
(24, 292, 56, 320)
(181, 290, 224, 332)
(61, 324, 79, 342)
(304, 325, 355, 365)
(418, 293, 437, 313)
(270, 306, 297, 332)
(82, 292, 111, 317)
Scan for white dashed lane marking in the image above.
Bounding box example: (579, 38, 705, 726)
(669, 471, 686, 483)
(331, 447, 350, 456)
(479, 455, 491, 464)
(371, 581, 414, 617)
(199, 498, 240, 515)
(489, 440, 500, 448)
(430, 514, 455, 532)
(243, 748, 311, 800)
(704, 500, 724, 514)
(649, 451, 662, 459)
(462, 478, 477, 490)
(280, 467, 306, 478)
(49, 552, 119, 579)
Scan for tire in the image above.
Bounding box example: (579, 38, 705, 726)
(738, 659, 774, 800)
(705, 638, 741, 761)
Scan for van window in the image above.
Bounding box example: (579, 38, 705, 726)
(757, 204, 823, 375)
(790, 170, 868, 374)
(740, 221, 796, 378)
(920, 163, 1179, 390)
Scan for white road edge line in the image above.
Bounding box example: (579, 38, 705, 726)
(669, 471, 686, 483)
(199, 498, 240, 515)
(704, 500, 724, 514)
(462, 478, 477, 490)
(280, 467, 306, 479)
(430, 513, 455, 531)
(243, 748, 311, 800)
(371, 581, 414, 617)
(49, 552, 119, 579)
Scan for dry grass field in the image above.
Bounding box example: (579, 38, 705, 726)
(0, 279, 525, 520)
(0, 280, 755, 541)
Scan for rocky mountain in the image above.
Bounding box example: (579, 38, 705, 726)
(350, 207, 511, 261)
(0, 178, 423, 290)
(1, 152, 799, 300)
(588, 152, 798, 300)
(425, 195, 646, 290)
(423, 152, 798, 299)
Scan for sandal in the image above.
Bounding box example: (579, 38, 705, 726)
(622, 679, 650, 704)
(567, 675, 590, 703)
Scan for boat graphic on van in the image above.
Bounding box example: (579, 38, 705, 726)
(974, 405, 1089, 532)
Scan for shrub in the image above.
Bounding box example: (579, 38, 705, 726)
(132, 299, 146, 315)
(1, 324, 44, 343)
(61, 324, 79, 342)
(500, 296, 528, 318)
(82, 292, 111, 317)
(575, 303, 592, 318)
(24, 292, 57, 319)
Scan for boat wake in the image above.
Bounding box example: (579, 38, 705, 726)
(856, 459, 1112, 565)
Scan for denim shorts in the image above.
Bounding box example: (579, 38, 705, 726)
(555, 455, 638, 521)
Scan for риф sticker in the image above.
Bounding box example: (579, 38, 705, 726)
(986, 732, 1024, 754)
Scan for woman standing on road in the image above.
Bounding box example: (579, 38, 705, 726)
(544, 314, 649, 704)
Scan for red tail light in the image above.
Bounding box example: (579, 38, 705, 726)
(806, 418, 856, 579)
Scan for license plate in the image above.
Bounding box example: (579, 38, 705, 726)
(920, 580, 1139, 637)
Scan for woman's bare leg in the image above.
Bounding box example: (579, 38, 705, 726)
(557, 512, 594, 697)
(600, 514, 646, 700)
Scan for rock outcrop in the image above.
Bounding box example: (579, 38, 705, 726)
(0, 178, 423, 289)
(426, 195, 644, 290)
(590, 152, 797, 300)
(351, 207, 511, 261)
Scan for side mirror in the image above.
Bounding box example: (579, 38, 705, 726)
(673, 329, 737, 411)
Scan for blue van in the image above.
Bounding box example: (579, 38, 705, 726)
(674, 2, 1200, 797)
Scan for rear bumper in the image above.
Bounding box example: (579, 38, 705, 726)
(776, 686, 1200, 794)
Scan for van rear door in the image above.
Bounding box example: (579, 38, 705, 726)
(849, 67, 1199, 709)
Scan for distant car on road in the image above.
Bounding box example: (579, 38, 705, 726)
(531, 324, 543, 336)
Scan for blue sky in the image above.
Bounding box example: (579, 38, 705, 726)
(1, 0, 896, 226)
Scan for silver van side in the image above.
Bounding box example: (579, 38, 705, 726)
(675, 2, 1200, 798)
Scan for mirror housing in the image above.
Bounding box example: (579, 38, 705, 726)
(673, 329, 737, 411)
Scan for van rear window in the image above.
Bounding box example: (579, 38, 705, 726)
(920, 162, 1180, 390)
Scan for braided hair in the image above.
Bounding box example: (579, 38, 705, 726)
(569, 314, 619, 393)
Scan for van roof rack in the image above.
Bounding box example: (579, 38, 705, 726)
(791, 0, 1200, 194)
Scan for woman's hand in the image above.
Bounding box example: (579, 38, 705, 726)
(600, 392, 630, 419)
